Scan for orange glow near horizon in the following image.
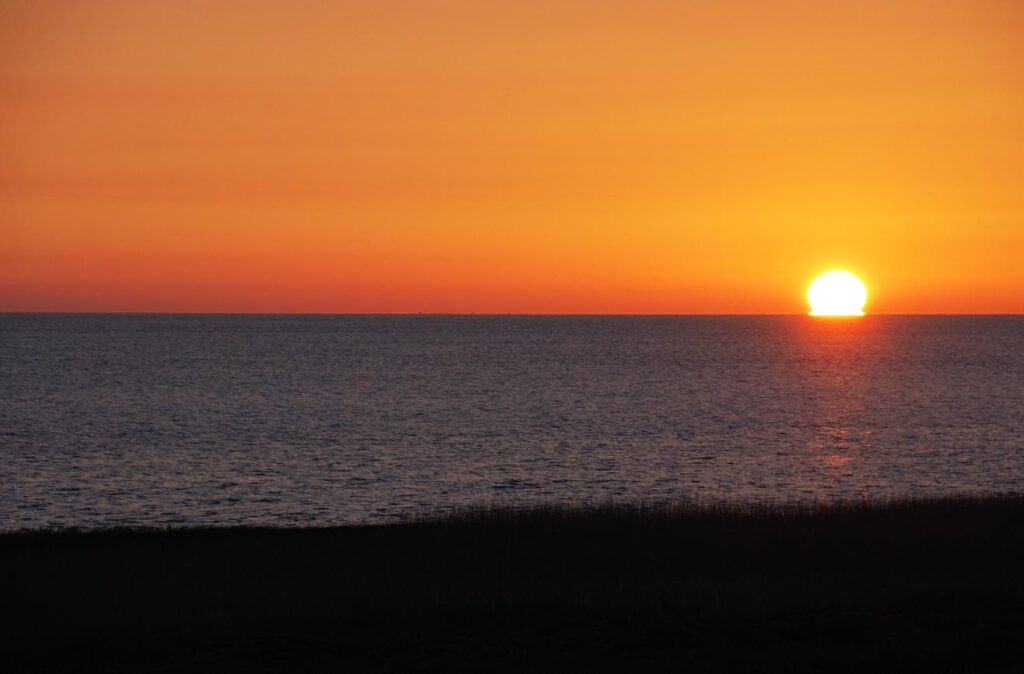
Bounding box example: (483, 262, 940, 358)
(2, 1, 1023, 314)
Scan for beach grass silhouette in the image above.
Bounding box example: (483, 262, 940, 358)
(5, 495, 1024, 672)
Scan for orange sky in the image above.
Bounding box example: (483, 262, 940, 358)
(2, 0, 1022, 313)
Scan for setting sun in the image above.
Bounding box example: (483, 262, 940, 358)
(808, 271, 868, 316)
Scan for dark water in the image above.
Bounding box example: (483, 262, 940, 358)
(1, 314, 1022, 530)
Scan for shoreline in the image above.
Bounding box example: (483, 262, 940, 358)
(7, 493, 1022, 537)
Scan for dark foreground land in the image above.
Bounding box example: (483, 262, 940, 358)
(4, 497, 1024, 673)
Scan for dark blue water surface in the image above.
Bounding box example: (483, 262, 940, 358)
(1, 314, 1022, 529)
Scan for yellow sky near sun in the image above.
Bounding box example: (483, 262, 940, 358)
(1, 0, 1022, 312)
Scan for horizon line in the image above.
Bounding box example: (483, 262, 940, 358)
(2, 311, 1022, 318)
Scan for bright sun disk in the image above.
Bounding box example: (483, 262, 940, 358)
(808, 271, 867, 316)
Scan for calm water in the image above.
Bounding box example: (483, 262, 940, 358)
(1, 314, 1022, 530)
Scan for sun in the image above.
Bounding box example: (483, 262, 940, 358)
(808, 270, 867, 316)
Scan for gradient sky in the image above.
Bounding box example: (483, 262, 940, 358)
(2, 0, 1022, 313)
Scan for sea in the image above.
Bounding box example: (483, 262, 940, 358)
(1, 314, 1022, 530)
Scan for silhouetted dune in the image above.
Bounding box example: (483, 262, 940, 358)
(4, 496, 1024, 672)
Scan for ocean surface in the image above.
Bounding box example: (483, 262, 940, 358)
(1, 314, 1022, 530)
